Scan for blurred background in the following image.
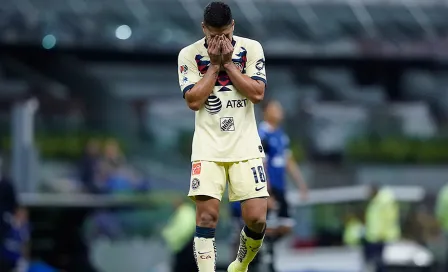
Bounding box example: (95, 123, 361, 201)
(0, 0, 448, 271)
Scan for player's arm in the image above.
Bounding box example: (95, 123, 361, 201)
(222, 38, 266, 104)
(184, 66, 219, 111)
(178, 38, 221, 111)
(286, 153, 307, 191)
(284, 136, 307, 199)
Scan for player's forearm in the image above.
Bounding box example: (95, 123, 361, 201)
(223, 62, 264, 104)
(287, 159, 306, 187)
(185, 64, 220, 111)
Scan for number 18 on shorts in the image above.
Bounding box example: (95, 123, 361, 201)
(188, 158, 269, 202)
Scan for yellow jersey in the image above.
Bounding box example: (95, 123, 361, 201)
(178, 35, 267, 162)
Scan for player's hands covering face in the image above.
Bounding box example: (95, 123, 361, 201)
(220, 35, 234, 65)
(207, 36, 222, 66)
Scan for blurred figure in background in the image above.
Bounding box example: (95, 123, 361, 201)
(435, 183, 448, 271)
(78, 139, 102, 194)
(363, 185, 400, 272)
(259, 100, 308, 234)
(162, 197, 196, 272)
(88, 139, 150, 239)
(258, 100, 308, 269)
(99, 139, 148, 193)
(343, 212, 364, 247)
(1, 207, 30, 272)
(0, 172, 19, 272)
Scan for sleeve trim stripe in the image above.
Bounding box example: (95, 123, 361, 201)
(182, 84, 195, 98)
(251, 76, 267, 85)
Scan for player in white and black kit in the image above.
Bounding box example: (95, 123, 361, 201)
(177, 2, 269, 272)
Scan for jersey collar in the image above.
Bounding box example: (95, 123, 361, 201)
(204, 38, 236, 49)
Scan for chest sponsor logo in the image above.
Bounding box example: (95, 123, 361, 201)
(226, 99, 248, 108)
(220, 117, 235, 131)
(204, 95, 222, 115)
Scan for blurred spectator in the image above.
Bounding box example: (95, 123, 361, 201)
(363, 185, 400, 272)
(435, 183, 448, 271)
(1, 207, 30, 272)
(0, 167, 19, 272)
(79, 139, 102, 193)
(343, 213, 364, 247)
(99, 139, 147, 193)
(101, 139, 126, 173)
(87, 139, 150, 239)
(161, 197, 196, 272)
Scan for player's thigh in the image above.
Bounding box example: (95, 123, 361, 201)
(227, 158, 269, 202)
(188, 160, 226, 201)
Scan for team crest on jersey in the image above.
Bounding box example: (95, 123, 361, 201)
(234, 62, 244, 72)
(191, 178, 200, 190)
(179, 65, 188, 74)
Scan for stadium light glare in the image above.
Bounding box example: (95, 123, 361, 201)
(115, 25, 132, 40)
(42, 34, 56, 49)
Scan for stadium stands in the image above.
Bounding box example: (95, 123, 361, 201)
(1, 0, 448, 55)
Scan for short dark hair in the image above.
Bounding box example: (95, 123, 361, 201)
(203, 2, 233, 28)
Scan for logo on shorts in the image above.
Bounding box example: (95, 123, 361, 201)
(192, 162, 201, 175)
(220, 117, 235, 131)
(191, 178, 200, 190)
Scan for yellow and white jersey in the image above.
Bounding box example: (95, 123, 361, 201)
(178, 35, 267, 162)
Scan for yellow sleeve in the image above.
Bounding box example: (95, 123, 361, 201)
(178, 47, 202, 98)
(245, 41, 267, 85)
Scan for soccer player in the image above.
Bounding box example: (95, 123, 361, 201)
(259, 100, 308, 238)
(177, 2, 268, 271)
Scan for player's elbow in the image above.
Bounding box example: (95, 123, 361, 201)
(250, 92, 264, 104)
(184, 92, 201, 111)
(186, 101, 201, 111)
(249, 83, 265, 104)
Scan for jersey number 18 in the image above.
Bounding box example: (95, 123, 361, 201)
(251, 166, 266, 184)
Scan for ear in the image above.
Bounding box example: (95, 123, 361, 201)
(231, 20, 235, 31)
(202, 22, 206, 35)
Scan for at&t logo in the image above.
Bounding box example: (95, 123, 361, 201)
(204, 95, 222, 115)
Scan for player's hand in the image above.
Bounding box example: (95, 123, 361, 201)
(207, 36, 222, 66)
(220, 35, 234, 65)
